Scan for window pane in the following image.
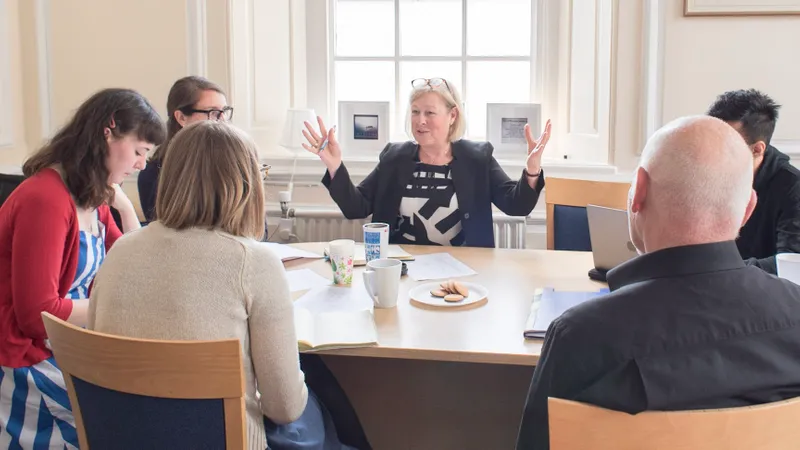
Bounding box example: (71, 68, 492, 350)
(467, 0, 530, 56)
(466, 61, 530, 140)
(398, 62, 462, 138)
(336, 0, 394, 56)
(335, 61, 395, 130)
(399, 0, 462, 56)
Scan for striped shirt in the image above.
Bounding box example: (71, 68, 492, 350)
(0, 218, 105, 449)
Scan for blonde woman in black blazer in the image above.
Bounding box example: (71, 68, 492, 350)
(303, 77, 552, 248)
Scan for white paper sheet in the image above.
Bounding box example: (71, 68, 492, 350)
(294, 285, 375, 313)
(261, 242, 323, 262)
(405, 253, 477, 281)
(285, 269, 331, 293)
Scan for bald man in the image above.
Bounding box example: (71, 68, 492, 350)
(516, 116, 800, 450)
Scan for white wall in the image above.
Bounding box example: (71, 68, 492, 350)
(48, 0, 188, 129)
(660, 0, 800, 154)
(0, 0, 30, 166)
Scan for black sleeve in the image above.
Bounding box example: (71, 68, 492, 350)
(137, 163, 159, 222)
(486, 143, 545, 216)
(516, 319, 589, 450)
(321, 144, 392, 220)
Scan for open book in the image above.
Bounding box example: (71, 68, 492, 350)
(293, 285, 378, 351)
(294, 308, 378, 351)
(524, 287, 610, 339)
(324, 244, 414, 266)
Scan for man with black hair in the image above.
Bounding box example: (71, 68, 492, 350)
(708, 89, 800, 274)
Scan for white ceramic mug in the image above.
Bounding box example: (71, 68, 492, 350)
(362, 258, 402, 308)
(363, 222, 389, 263)
(777, 253, 800, 285)
(329, 239, 355, 285)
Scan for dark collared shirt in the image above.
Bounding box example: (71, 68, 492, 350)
(516, 241, 800, 450)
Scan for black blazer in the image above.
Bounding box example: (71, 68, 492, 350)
(322, 140, 544, 248)
(137, 159, 160, 222)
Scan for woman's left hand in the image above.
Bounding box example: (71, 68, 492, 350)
(110, 183, 134, 213)
(525, 119, 552, 176)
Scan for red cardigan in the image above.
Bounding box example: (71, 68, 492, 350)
(0, 168, 121, 367)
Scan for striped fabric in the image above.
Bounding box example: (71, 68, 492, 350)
(0, 221, 105, 449)
(0, 358, 79, 449)
(66, 224, 106, 300)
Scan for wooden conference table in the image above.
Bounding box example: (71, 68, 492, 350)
(286, 243, 605, 450)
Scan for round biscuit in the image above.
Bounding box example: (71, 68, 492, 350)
(430, 289, 447, 297)
(452, 281, 469, 297)
(444, 294, 464, 303)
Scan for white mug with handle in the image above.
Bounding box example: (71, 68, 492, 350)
(777, 253, 800, 285)
(362, 258, 402, 308)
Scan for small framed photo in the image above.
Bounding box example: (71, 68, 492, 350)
(685, 0, 800, 15)
(338, 101, 390, 155)
(353, 114, 379, 140)
(486, 103, 541, 155)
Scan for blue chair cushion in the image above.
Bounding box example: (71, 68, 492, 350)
(553, 205, 592, 251)
(71, 376, 228, 449)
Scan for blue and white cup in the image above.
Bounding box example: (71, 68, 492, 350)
(363, 222, 389, 263)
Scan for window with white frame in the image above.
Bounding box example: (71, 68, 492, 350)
(331, 0, 537, 157)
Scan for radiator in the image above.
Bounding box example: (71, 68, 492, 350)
(288, 209, 527, 249)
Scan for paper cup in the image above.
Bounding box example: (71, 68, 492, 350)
(329, 239, 355, 285)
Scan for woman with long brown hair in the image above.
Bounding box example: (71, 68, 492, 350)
(0, 88, 165, 447)
(137, 75, 232, 222)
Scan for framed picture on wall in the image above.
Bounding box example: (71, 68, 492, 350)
(685, 0, 800, 16)
(486, 103, 541, 157)
(337, 101, 391, 155)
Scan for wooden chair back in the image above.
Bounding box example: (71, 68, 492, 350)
(545, 177, 631, 250)
(42, 312, 246, 450)
(549, 396, 800, 450)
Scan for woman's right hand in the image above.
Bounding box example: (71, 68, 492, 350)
(302, 116, 342, 176)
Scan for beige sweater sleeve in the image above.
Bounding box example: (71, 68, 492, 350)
(244, 242, 309, 424)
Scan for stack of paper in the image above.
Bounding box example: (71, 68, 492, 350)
(292, 286, 378, 351)
(285, 269, 331, 293)
(405, 253, 477, 281)
(262, 242, 323, 262)
(524, 287, 610, 339)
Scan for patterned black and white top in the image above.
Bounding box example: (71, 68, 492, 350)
(396, 162, 465, 246)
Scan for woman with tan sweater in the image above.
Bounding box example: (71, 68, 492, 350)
(88, 121, 356, 449)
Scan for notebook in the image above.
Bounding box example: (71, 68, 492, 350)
(324, 244, 414, 266)
(524, 287, 610, 339)
(293, 285, 379, 351)
(294, 308, 378, 351)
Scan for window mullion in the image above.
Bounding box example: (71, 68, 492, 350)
(461, 0, 468, 118)
(394, 0, 401, 138)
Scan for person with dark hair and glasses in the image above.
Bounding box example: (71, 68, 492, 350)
(708, 89, 800, 274)
(137, 76, 233, 223)
(303, 77, 552, 248)
(0, 88, 166, 448)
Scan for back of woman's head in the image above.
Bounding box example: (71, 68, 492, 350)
(23, 88, 165, 209)
(151, 76, 226, 163)
(156, 121, 265, 239)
